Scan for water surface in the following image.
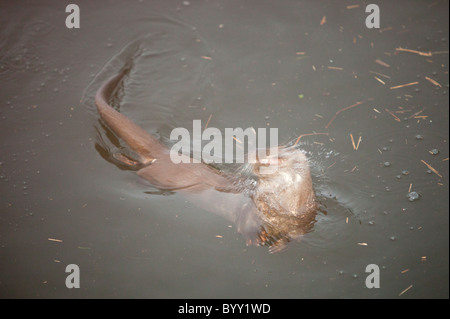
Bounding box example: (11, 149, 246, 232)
(0, 0, 448, 298)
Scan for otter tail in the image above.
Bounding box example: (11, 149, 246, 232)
(95, 69, 167, 165)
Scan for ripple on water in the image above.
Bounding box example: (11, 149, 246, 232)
(82, 15, 215, 166)
(301, 193, 360, 251)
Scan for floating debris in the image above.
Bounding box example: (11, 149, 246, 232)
(390, 82, 419, 90)
(406, 191, 421, 202)
(325, 100, 368, 128)
(358, 242, 368, 246)
(425, 76, 442, 87)
(395, 47, 432, 56)
(385, 108, 401, 122)
(399, 284, 413, 296)
(48, 238, 63, 243)
(375, 59, 390, 68)
(421, 160, 442, 178)
(428, 149, 439, 155)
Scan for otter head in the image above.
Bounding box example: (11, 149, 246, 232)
(249, 146, 318, 252)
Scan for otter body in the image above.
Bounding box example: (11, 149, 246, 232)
(95, 69, 317, 252)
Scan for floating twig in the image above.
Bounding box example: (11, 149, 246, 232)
(326, 161, 336, 170)
(409, 108, 425, 119)
(421, 160, 442, 178)
(294, 132, 329, 145)
(390, 81, 419, 90)
(205, 114, 212, 129)
(327, 66, 344, 70)
(385, 108, 401, 122)
(48, 238, 63, 243)
(395, 47, 432, 57)
(425, 76, 442, 87)
(375, 59, 390, 68)
(350, 134, 356, 150)
(325, 100, 368, 129)
(356, 136, 362, 150)
(399, 284, 413, 296)
(349, 134, 361, 150)
(374, 76, 385, 85)
(233, 136, 243, 144)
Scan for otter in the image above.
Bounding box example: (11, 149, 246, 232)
(95, 68, 318, 252)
